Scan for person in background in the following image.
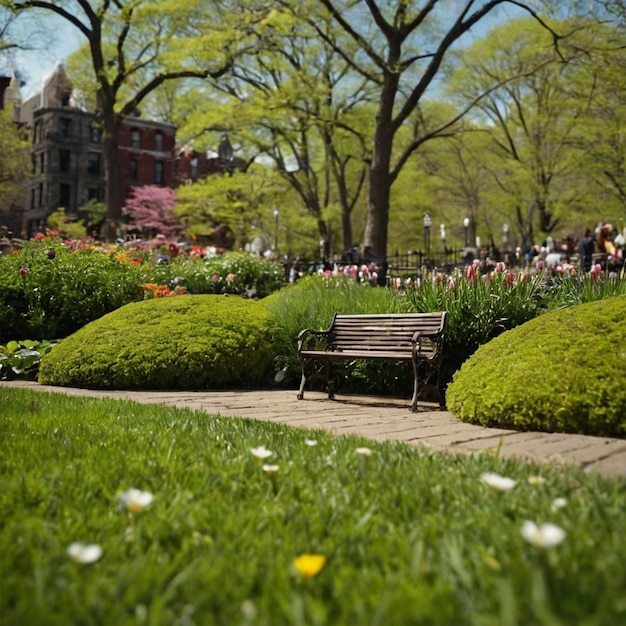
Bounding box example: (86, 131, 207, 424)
(578, 228, 595, 273)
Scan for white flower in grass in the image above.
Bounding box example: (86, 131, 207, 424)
(305, 439, 318, 447)
(355, 447, 373, 456)
(262, 464, 280, 474)
(551, 497, 567, 512)
(521, 520, 566, 549)
(251, 445, 273, 460)
(481, 472, 516, 492)
(119, 488, 154, 513)
(67, 542, 103, 564)
(527, 475, 545, 486)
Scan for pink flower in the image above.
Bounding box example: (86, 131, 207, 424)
(467, 264, 477, 282)
(405, 277, 413, 287)
(447, 277, 456, 289)
(211, 274, 220, 282)
(226, 273, 235, 282)
(590, 264, 602, 279)
(495, 262, 506, 273)
(20, 266, 29, 276)
(504, 271, 514, 286)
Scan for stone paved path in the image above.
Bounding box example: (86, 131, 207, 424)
(3, 381, 625, 480)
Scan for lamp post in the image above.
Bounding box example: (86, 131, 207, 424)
(273, 209, 279, 256)
(463, 217, 470, 247)
(423, 212, 432, 261)
(502, 222, 509, 247)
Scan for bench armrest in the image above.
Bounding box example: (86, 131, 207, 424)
(297, 328, 331, 352)
(411, 329, 445, 357)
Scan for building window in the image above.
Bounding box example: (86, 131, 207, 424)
(59, 183, 71, 208)
(31, 189, 35, 209)
(59, 118, 72, 138)
(130, 158, 139, 182)
(154, 161, 164, 185)
(90, 125, 102, 143)
(38, 183, 44, 207)
(130, 129, 141, 149)
(155, 131, 163, 152)
(87, 188, 100, 201)
(40, 153, 45, 174)
(59, 149, 71, 173)
(87, 151, 100, 176)
(190, 157, 198, 181)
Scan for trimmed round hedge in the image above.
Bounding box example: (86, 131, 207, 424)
(38, 295, 276, 390)
(446, 296, 626, 438)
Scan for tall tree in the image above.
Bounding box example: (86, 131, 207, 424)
(280, 0, 564, 261)
(3, 0, 260, 240)
(178, 10, 372, 258)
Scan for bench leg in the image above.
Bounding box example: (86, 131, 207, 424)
(297, 361, 308, 400)
(410, 360, 419, 412)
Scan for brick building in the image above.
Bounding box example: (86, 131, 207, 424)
(8, 64, 176, 238)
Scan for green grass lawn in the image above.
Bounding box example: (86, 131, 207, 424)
(1, 387, 625, 626)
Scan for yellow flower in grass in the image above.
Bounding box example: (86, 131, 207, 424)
(527, 475, 545, 486)
(67, 542, 103, 564)
(119, 488, 154, 513)
(294, 554, 326, 578)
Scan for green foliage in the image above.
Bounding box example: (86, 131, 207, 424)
(0, 241, 145, 341)
(38, 295, 275, 390)
(263, 276, 398, 389)
(151, 251, 285, 298)
(2, 387, 625, 626)
(263, 271, 626, 402)
(0, 339, 54, 380)
(0, 243, 285, 343)
(446, 296, 626, 438)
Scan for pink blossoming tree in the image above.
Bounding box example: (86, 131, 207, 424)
(122, 186, 183, 239)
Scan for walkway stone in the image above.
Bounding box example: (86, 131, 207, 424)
(2, 381, 625, 480)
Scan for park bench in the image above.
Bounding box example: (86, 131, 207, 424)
(296, 312, 447, 412)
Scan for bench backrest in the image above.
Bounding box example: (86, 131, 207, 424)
(328, 312, 446, 355)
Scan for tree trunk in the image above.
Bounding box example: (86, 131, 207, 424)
(102, 111, 122, 242)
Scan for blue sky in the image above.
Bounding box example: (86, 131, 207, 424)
(19, 14, 82, 99)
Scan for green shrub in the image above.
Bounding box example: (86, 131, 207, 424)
(0, 241, 144, 341)
(0, 339, 54, 380)
(38, 295, 276, 390)
(446, 296, 626, 437)
(149, 251, 285, 298)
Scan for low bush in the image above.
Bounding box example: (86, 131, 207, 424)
(38, 295, 276, 390)
(149, 251, 286, 298)
(0, 339, 55, 380)
(446, 296, 626, 438)
(2, 387, 625, 626)
(0, 241, 144, 341)
(0, 240, 285, 343)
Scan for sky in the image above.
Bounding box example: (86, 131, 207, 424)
(17, 14, 82, 100)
